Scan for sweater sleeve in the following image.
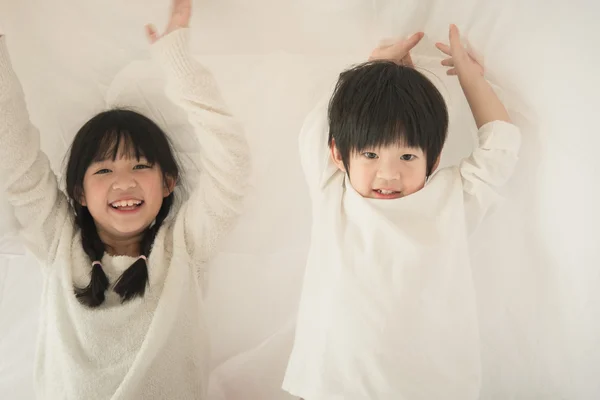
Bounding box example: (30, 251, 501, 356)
(298, 90, 339, 195)
(0, 36, 70, 263)
(151, 29, 251, 262)
(459, 120, 521, 233)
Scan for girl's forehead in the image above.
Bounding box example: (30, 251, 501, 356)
(93, 152, 146, 162)
(93, 138, 146, 161)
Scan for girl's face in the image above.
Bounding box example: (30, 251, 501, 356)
(81, 145, 173, 240)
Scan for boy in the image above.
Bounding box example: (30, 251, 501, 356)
(283, 26, 520, 399)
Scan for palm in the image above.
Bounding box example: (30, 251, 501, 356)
(166, 0, 191, 32)
(146, 0, 192, 44)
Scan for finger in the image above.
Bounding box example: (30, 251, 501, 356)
(446, 68, 458, 76)
(441, 57, 454, 67)
(449, 24, 462, 52)
(145, 24, 159, 44)
(397, 31, 424, 53)
(435, 42, 451, 55)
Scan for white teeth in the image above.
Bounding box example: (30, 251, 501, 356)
(377, 190, 395, 195)
(111, 200, 142, 208)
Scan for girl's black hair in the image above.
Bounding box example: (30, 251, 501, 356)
(65, 109, 180, 308)
(328, 60, 449, 176)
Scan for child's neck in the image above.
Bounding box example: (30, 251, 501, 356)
(97, 230, 143, 258)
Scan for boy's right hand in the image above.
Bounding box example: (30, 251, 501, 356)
(369, 32, 424, 67)
(435, 24, 484, 78)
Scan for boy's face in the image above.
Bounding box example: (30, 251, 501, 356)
(331, 140, 435, 200)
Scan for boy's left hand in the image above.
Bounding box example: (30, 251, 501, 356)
(146, 0, 192, 44)
(435, 24, 484, 78)
(369, 32, 424, 67)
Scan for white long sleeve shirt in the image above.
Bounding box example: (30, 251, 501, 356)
(283, 92, 521, 399)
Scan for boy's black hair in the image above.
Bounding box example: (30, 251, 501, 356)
(65, 109, 181, 308)
(328, 60, 448, 176)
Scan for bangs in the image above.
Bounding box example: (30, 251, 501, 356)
(88, 112, 165, 166)
(351, 107, 419, 154)
(92, 129, 156, 165)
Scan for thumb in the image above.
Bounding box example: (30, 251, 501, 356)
(145, 24, 159, 44)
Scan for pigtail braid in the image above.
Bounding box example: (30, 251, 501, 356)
(113, 196, 173, 302)
(73, 207, 110, 307)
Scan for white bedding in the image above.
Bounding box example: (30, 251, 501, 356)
(1, 1, 599, 399)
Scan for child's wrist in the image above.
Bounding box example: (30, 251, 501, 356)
(458, 71, 486, 87)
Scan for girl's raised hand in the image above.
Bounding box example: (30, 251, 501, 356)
(145, 0, 192, 44)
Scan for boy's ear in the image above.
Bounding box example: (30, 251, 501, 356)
(329, 139, 346, 172)
(430, 156, 441, 174)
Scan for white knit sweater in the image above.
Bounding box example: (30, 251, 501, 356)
(0, 29, 250, 399)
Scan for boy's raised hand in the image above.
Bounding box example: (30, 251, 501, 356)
(146, 0, 192, 44)
(436, 24, 484, 78)
(369, 32, 424, 67)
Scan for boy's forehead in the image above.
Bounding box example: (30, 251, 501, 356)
(359, 142, 424, 152)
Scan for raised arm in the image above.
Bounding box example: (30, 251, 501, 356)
(437, 25, 521, 232)
(436, 24, 510, 128)
(147, 3, 250, 262)
(298, 90, 339, 194)
(0, 36, 70, 263)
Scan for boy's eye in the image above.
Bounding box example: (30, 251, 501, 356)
(362, 152, 378, 159)
(401, 154, 416, 161)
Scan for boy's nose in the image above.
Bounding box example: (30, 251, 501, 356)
(378, 163, 401, 181)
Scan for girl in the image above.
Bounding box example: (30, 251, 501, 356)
(0, 0, 250, 398)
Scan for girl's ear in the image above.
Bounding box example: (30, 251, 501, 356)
(79, 189, 87, 206)
(163, 175, 176, 197)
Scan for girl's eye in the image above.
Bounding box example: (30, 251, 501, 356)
(363, 152, 378, 159)
(94, 169, 111, 175)
(401, 154, 416, 161)
(134, 164, 152, 170)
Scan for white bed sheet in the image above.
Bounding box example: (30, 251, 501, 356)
(1, 1, 599, 399)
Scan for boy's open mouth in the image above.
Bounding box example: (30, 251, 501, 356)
(375, 189, 397, 195)
(373, 189, 401, 199)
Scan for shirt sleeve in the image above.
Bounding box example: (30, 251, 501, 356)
(0, 36, 70, 264)
(298, 90, 339, 195)
(459, 120, 521, 233)
(151, 29, 251, 262)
